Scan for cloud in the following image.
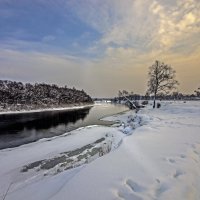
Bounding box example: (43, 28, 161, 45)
(67, 0, 200, 55)
(150, 0, 200, 51)
(0, 0, 199, 96)
(68, 0, 157, 50)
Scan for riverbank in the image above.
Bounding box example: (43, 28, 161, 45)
(0, 103, 94, 115)
(1, 101, 200, 200)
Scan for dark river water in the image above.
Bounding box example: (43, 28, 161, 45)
(0, 103, 128, 149)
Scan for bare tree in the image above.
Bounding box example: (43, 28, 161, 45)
(147, 60, 179, 108)
(118, 90, 137, 109)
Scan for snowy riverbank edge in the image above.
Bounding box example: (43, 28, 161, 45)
(0, 103, 94, 115)
(1, 101, 200, 200)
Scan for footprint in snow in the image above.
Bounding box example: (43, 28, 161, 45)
(189, 143, 200, 159)
(167, 158, 176, 164)
(180, 154, 186, 159)
(117, 189, 143, 200)
(173, 169, 185, 178)
(163, 157, 177, 164)
(155, 181, 170, 197)
(115, 179, 146, 200)
(126, 179, 146, 193)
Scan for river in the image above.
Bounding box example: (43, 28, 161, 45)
(0, 103, 128, 149)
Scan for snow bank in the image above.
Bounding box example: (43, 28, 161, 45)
(0, 104, 94, 115)
(1, 101, 200, 200)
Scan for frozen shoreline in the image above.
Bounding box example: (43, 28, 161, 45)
(0, 103, 94, 115)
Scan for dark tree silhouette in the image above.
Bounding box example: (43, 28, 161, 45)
(147, 60, 179, 108)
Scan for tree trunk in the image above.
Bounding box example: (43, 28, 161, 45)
(153, 98, 156, 108)
(153, 93, 156, 108)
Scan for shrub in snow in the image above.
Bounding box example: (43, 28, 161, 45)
(141, 100, 148, 105)
(157, 102, 161, 108)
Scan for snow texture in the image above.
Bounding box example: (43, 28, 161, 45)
(1, 101, 200, 200)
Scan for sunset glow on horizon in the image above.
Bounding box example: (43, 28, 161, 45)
(0, 0, 199, 97)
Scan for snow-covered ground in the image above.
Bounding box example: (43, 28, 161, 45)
(0, 104, 93, 115)
(1, 101, 200, 200)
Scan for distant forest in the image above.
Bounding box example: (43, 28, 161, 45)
(0, 80, 93, 112)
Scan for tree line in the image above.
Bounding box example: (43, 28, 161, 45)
(0, 80, 93, 112)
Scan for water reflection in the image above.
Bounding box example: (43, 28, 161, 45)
(0, 108, 90, 132)
(0, 108, 90, 149)
(0, 104, 128, 149)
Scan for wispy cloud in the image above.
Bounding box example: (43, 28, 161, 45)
(150, 0, 200, 51)
(69, 0, 200, 54)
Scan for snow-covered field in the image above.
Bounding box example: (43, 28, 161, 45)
(0, 101, 200, 200)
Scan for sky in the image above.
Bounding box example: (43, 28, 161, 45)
(0, 0, 199, 97)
